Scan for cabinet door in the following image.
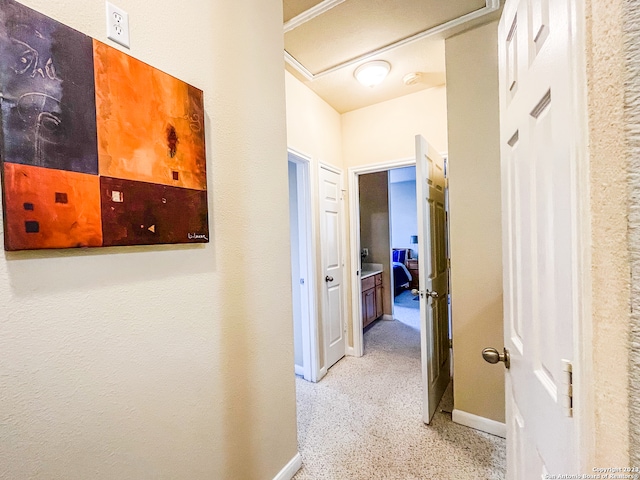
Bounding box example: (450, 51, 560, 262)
(364, 289, 375, 327)
(375, 284, 383, 318)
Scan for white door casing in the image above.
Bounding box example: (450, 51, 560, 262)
(415, 135, 450, 424)
(319, 164, 346, 370)
(288, 150, 319, 382)
(289, 160, 305, 377)
(499, 0, 582, 475)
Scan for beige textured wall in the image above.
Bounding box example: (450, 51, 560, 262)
(285, 70, 344, 363)
(445, 21, 505, 423)
(585, 0, 631, 465)
(0, 1, 298, 479)
(359, 172, 392, 316)
(285, 71, 343, 171)
(342, 87, 449, 166)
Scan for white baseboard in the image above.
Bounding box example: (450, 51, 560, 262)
(294, 364, 304, 376)
(273, 452, 302, 480)
(382, 314, 394, 321)
(452, 409, 506, 438)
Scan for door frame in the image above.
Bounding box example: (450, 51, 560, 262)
(566, 0, 592, 468)
(347, 157, 416, 357)
(288, 148, 321, 382)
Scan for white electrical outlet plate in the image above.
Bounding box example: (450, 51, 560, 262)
(106, 2, 130, 49)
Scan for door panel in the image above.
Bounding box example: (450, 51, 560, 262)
(499, 0, 579, 475)
(415, 135, 450, 424)
(529, 0, 550, 57)
(327, 285, 343, 347)
(375, 284, 383, 318)
(364, 289, 375, 326)
(320, 165, 346, 369)
(325, 211, 340, 269)
(506, 380, 527, 480)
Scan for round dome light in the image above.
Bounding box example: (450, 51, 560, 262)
(354, 61, 391, 88)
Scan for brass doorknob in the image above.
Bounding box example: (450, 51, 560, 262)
(411, 289, 439, 299)
(482, 347, 510, 369)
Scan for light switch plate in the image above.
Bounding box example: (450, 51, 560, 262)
(106, 2, 130, 49)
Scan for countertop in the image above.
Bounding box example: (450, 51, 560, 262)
(361, 263, 383, 279)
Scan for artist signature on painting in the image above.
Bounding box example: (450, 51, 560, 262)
(188, 232, 208, 241)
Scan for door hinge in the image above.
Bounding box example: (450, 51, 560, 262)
(561, 360, 573, 417)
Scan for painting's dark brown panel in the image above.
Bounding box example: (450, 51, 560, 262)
(100, 177, 209, 247)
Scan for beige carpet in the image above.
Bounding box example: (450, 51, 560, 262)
(293, 319, 506, 479)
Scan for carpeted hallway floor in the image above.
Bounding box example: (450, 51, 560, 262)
(293, 319, 506, 479)
(393, 290, 420, 330)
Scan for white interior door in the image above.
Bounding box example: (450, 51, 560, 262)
(415, 135, 450, 424)
(320, 165, 346, 370)
(499, 0, 579, 476)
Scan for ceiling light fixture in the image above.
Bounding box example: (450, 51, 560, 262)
(354, 60, 391, 87)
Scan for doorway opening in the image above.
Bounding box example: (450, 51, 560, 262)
(349, 158, 421, 357)
(357, 165, 421, 336)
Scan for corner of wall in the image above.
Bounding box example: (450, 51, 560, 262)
(445, 19, 505, 424)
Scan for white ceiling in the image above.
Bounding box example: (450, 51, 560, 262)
(283, 0, 501, 113)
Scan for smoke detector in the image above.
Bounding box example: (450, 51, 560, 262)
(403, 72, 423, 86)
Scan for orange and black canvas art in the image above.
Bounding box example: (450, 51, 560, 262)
(0, 0, 209, 251)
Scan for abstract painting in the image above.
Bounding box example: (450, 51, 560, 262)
(0, 0, 209, 251)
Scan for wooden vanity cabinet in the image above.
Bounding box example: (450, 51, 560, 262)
(362, 273, 383, 329)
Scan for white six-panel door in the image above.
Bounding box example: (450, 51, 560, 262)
(415, 135, 450, 425)
(498, 0, 580, 476)
(319, 165, 346, 370)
